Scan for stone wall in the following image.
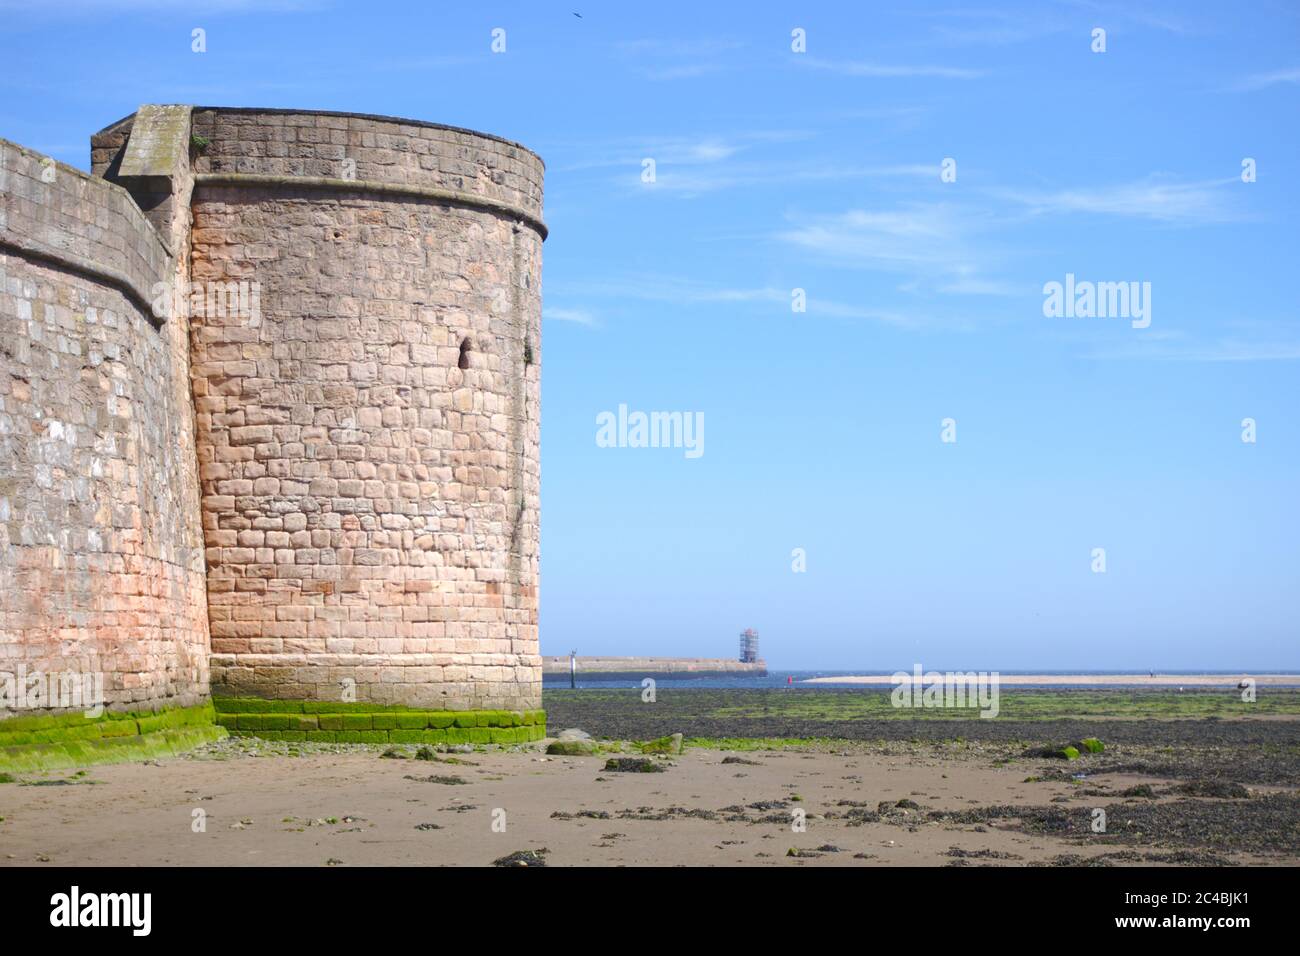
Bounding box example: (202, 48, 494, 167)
(0, 106, 545, 725)
(0, 138, 210, 715)
(178, 110, 544, 711)
(187, 108, 544, 225)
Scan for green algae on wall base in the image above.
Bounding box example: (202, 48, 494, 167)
(211, 698, 546, 745)
(0, 702, 227, 774)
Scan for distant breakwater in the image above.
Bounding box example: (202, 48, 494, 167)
(541, 657, 768, 679)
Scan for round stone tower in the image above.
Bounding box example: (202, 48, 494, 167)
(186, 109, 544, 714)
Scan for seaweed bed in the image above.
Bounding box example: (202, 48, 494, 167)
(543, 688, 1300, 860)
(545, 688, 1300, 750)
(928, 793, 1300, 854)
(545, 687, 1300, 788)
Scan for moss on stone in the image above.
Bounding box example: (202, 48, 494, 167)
(0, 707, 225, 775)
(1, 702, 217, 744)
(211, 702, 546, 744)
(134, 715, 168, 735)
(336, 730, 388, 744)
(214, 698, 307, 714)
(0, 714, 62, 733)
(640, 734, 684, 755)
(97, 717, 143, 738)
(390, 729, 446, 744)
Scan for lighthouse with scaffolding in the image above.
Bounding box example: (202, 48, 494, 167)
(739, 628, 761, 664)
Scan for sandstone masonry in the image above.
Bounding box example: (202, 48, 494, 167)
(0, 106, 545, 723)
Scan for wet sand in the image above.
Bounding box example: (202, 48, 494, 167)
(1, 738, 1294, 867)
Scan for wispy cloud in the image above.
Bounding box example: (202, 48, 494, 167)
(914, 2, 1194, 46)
(1234, 67, 1300, 91)
(638, 162, 938, 196)
(1086, 338, 1300, 362)
(775, 203, 1013, 296)
(642, 63, 725, 81)
(370, 55, 479, 72)
(555, 132, 800, 173)
(552, 130, 935, 196)
(1056, 0, 1194, 35)
(616, 37, 744, 82)
(543, 307, 599, 328)
(0, 0, 323, 11)
(547, 276, 923, 327)
(910, 6, 1070, 46)
(938, 276, 1025, 296)
(991, 177, 1243, 224)
(616, 38, 745, 57)
(800, 57, 986, 79)
(1082, 317, 1300, 361)
(774, 171, 1247, 299)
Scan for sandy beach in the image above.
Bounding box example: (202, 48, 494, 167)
(0, 739, 1293, 867)
(4, 687, 1297, 867)
(4, 681, 1300, 868)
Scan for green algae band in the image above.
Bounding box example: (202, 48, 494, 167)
(211, 699, 546, 745)
(0, 703, 226, 774)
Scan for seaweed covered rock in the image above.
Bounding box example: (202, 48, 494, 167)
(493, 849, 548, 867)
(555, 728, 593, 741)
(1025, 744, 1082, 760)
(639, 733, 684, 755)
(603, 757, 665, 773)
(546, 740, 601, 756)
(1177, 779, 1251, 799)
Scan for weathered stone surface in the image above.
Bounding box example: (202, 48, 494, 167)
(182, 110, 543, 713)
(0, 139, 208, 715)
(1, 106, 545, 723)
(117, 104, 191, 180)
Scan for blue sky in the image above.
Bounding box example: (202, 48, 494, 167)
(2, 1, 1297, 669)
